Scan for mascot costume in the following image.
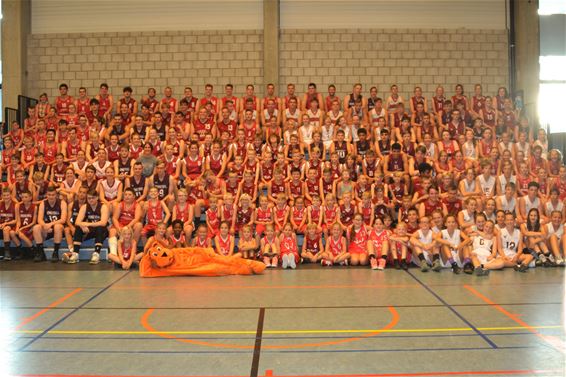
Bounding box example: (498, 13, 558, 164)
(140, 240, 266, 277)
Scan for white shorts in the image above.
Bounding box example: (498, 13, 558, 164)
(473, 248, 491, 265)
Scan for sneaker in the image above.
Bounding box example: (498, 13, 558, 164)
(289, 256, 296, 269)
(370, 257, 378, 270)
(62, 252, 71, 263)
(463, 262, 474, 275)
(321, 259, 332, 267)
(377, 258, 386, 270)
(263, 256, 270, 267)
(452, 264, 462, 274)
(431, 259, 442, 272)
(556, 258, 565, 266)
(33, 250, 43, 263)
(89, 252, 100, 265)
(518, 263, 528, 272)
(51, 251, 59, 263)
(420, 260, 429, 272)
(343, 259, 349, 266)
(68, 252, 79, 264)
(401, 260, 408, 270)
(475, 267, 490, 276)
(393, 259, 400, 270)
(4, 250, 12, 261)
(282, 254, 289, 269)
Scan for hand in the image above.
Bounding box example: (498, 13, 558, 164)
(81, 225, 89, 233)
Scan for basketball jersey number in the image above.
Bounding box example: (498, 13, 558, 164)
(505, 241, 516, 250)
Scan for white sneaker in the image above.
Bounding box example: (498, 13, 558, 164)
(289, 256, 296, 269)
(67, 252, 79, 264)
(62, 252, 70, 263)
(89, 252, 100, 265)
(556, 258, 565, 266)
(281, 254, 289, 269)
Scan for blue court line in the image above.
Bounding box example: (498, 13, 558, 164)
(12, 331, 558, 342)
(17, 271, 132, 352)
(14, 345, 542, 355)
(405, 270, 499, 349)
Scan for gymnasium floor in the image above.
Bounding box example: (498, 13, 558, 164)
(0, 262, 564, 377)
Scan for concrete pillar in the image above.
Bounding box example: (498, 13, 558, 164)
(514, 0, 540, 120)
(263, 0, 279, 95)
(1, 0, 31, 110)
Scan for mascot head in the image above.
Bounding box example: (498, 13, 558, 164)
(148, 241, 174, 268)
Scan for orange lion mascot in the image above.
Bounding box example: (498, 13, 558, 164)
(139, 240, 266, 278)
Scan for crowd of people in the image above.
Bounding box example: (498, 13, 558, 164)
(0, 81, 564, 274)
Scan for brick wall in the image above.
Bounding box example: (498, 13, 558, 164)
(26, 30, 264, 100)
(27, 28, 508, 101)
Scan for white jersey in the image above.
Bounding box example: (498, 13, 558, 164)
(545, 200, 563, 215)
(424, 143, 437, 160)
(462, 141, 478, 159)
(514, 142, 530, 160)
(462, 179, 477, 194)
(472, 235, 493, 264)
(546, 223, 564, 241)
(498, 195, 516, 213)
(299, 125, 314, 145)
(284, 108, 300, 123)
(478, 175, 496, 197)
(100, 179, 121, 200)
(321, 125, 335, 148)
(499, 141, 513, 153)
(326, 110, 343, 123)
(93, 161, 112, 179)
(263, 109, 278, 122)
(369, 107, 386, 125)
(498, 174, 516, 193)
(524, 196, 540, 213)
(500, 227, 521, 258)
(441, 229, 463, 267)
(307, 109, 322, 127)
(417, 229, 433, 244)
(461, 209, 475, 224)
(484, 211, 496, 222)
(62, 178, 78, 191)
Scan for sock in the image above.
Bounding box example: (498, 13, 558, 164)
(448, 257, 455, 265)
(463, 257, 471, 265)
(432, 254, 440, 261)
(109, 237, 118, 255)
(418, 254, 425, 262)
(369, 254, 376, 260)
(54, 243, 60, 253)
(95, 244, 101, 254)
(3, 243, 9, 254)
(381, 255, 387, 260)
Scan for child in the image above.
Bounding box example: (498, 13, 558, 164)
(519, 208, 551, 268)
(14, 190, 36, 260)
(254, 195, 273, 242)
(273, 193, 289, 233)
(435, 215, 470, 274)
(109, 227, 141, 270)
(214, 221, 235, 257)
(301, 223, 323, 263)
(260, 224, 279, 267)
(545, 211, 565, 266)
(279, 222, 299, 269)
(171, 188, 195, 243)
(469, 220, 501, 276)
(389, 222, 411, 270)
(347, 214, 370, 266)
(142, 187, 171, 243)
(307, 195, 323, 233)
(322, 194, 339, 239)
(238, 224, 258, 259)
(143, 222, 169, 253)
(290, 197, 307, 234)
(170, 220, 188, 248)
(220, 193, 236, 234)
(410, 216, 441, 272)
(235, 194, 254, 234)
(358, 192, 375, 227)
(321, 223, 349, 266)
(205, 196, 221, 238)
(192, 224, 212, 248)
(368, 217, 390, 270)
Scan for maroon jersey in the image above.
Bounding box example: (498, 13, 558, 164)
(340, 203, 355, 226)
(304, 234, 322, 253)
(0, 200, 16, 224)
(193, 118, 214, 141)
(217, 120, 237, 140)
(18, 203, 36, 228)
(118, 201, 137, 226)
(423, 200, 443, 216)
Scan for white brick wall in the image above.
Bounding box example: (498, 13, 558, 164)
(27, 28, 508, 101)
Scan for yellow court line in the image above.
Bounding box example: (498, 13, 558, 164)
(13, 325, 564, 335)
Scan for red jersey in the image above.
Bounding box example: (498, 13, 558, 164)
(55, 96, 74, 115)
(118, 201, 137, 226)
(304, 234, 322, 253)
(145, 200, 163, 226)
(324, 205, 339, 224)
(174, 203, 192, 223)
(18, 203, 36, 228)
(255, 207, 273, 223)
(292, 206, 306, 225)
(43, 143, 58, 164)
(193, 117, 214, 141)
(184, 155, 204, 179)
(206, 206, 220, 231)
(217, 119, 237, 140)
(280, 235, 297, 256)
(98, 95, 111, 115)
(0, 200, 16, 224)
(216, 234, 233, 256)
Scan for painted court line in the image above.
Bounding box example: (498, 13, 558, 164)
(17, 271, 131, 351)
(14, 288, 83, 330)
(405, 271, 498, 349)
(141, 306, 400, 349)
(464, 285, 566, 355)
(13, 324, 564, 335)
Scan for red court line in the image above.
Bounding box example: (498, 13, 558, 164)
(16, 369, 563, 377)
(14, 288, 83, 330)
(140, 306, 399, 350)
(464, 285, 565, 354)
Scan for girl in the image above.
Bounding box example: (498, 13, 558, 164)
(192, 224, 212, 248)
(358, 191, 375, 227)
(321, 223, 349, 266)
(143, 222, 169, 253)
(338, 192, 356, 231)
(290, 197, 307, 234)
(279, 222, 299, 269)
(520, 208, 552, 268)
(60, 167, 81, 203)
(260, 224, 279, 267)
(469, 220, 501, 275)
(458, 198, 477, 231)
(410, 216, 441, 272)
(169, 220, 188, 248)
(307, 195, 323, 233)
(235, 194, 254, 234)
(322, 194, 339, 239)
(347, 214, 370, 266)
(214, 221, 235, 257)
(172, 189, 195, 242)
(254, 195, 274, 241)
(109, 227, 141, 270)
(390, 222, 411, 270)
(301, 223, 324, 263)
(435, 215, 471, 274)
(368, 217, 390, 270)
(142, 187, 171, 243)
(205, 196, 221, 238)
(237, 224, 257, 259)
(545, 211, 565, 266)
